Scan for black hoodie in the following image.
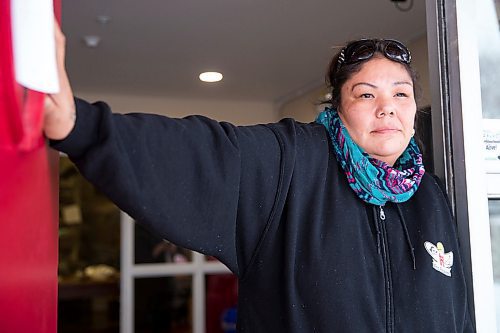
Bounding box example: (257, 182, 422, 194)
(52, 98, 474, 332)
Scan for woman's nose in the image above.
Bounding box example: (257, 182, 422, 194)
(376, 101, 396, 118)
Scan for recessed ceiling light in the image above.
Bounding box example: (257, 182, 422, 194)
(83, 35, 101, 48)
(199, 72, 223, 83)
(96, 15, 111, 25)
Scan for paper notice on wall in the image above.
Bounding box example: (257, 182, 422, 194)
(483, 119, 500, 173)
(11, 0, 59, 93)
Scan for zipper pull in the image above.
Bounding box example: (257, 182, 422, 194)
(379, 206, 386, 221)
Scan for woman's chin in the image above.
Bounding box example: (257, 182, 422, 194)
(367, 146, 407, 166)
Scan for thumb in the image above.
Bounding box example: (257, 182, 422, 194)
(42, 18, 76, 140)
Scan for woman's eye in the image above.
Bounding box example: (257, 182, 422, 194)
(395, 92, 408, 97)
(360, 93, 374, 98)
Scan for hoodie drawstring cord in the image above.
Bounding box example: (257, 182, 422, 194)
(395, 205, 416, 270)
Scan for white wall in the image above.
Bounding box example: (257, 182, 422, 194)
(409, 35, 431, 107)
(76, 92, 280, 125)
(277, 86, 329, 123)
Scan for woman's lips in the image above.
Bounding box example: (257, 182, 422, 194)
(371, 128, 400, 134)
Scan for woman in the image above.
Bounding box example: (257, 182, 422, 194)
(45, 24, 474, 332)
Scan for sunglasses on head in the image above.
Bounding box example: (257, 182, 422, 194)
(337, 39, 411, 71)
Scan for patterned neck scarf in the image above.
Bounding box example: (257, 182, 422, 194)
(316, 107, 425, 205)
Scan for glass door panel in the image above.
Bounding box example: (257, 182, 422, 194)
(135, 276, 192, 333)
(479, 0, 500, 330)
(205, 274, 238, 333)
(58, 156, 121, 333)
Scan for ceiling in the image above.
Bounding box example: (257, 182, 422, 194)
(62, 0, 426, 104)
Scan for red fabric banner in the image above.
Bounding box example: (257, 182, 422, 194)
(0, 0, 23, 147)
(0, 0, 60, 332)
(0, 147, 59, 333)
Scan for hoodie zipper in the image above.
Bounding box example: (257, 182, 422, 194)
(379, 206, 386, 221)
(378, 205, 394, 333)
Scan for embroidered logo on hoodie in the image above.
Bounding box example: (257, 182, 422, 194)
(424, 241, 453, 277)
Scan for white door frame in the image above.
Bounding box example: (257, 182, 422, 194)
(426, 0, 497, 330)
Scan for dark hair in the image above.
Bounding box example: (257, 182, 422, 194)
(323, 39, 421, 109)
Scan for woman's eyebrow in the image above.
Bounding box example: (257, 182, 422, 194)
(351, 82, 377, 91)
(394, 81, 413, 86)
(351, 81, 413, 92)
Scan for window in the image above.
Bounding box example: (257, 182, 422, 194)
(121, 213, 236, 333)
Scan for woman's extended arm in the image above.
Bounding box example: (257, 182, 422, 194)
(44, 22, 283, 277)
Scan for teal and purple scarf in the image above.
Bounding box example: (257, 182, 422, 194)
(316, 107, 425, 205)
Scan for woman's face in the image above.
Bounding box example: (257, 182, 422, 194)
(338, 56, 416, 166)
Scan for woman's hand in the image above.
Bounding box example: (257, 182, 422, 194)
(43, 19, 76, 140)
